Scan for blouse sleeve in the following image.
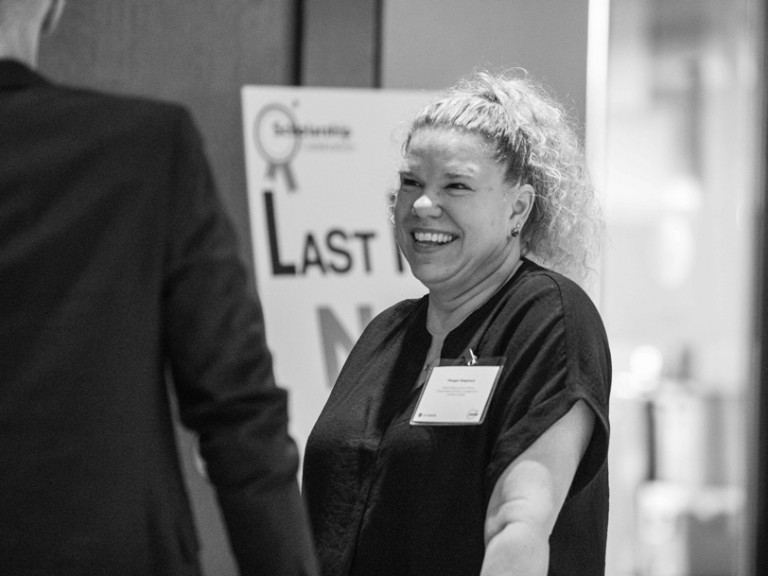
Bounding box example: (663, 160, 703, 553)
(484, 273, 612, 499)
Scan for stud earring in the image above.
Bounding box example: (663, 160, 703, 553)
(510, 223, 521, 238)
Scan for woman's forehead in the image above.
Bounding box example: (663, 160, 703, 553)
(403, 128, 501, 170)
(407, 128, 494, 155)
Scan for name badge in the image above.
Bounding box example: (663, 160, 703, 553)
(411, 359, 503, 426)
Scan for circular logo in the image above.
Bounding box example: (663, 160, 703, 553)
(253, 103, 301, 165)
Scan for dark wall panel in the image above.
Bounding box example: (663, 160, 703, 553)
(301, 0, 381, 87)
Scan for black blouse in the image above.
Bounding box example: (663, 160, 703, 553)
(303, 259, 612, 576)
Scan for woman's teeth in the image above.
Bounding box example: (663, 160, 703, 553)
(414, 231, 455, 245)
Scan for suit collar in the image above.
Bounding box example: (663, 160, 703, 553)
(0, 59, 49, 89)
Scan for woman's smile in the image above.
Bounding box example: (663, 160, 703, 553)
(411, 229, 458, 247)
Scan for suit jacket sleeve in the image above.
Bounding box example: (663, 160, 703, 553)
(161, 107, 317, 576)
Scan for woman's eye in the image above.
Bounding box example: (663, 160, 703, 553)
(447, 182, 471, 191)
(400, 177, 421, 188)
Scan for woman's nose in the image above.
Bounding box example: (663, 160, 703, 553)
(411, 193, 442, 217)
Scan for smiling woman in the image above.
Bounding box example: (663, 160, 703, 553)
(302, 70, 612, 576)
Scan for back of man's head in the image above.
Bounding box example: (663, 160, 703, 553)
(0, 0, 64, 65)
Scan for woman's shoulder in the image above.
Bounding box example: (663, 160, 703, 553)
(360, 295, 427, 340)
(482, 259, 607, 350)
(372, 295, 426, 323)
(513, 261, 611, 369)
(512, 259, 601, 314)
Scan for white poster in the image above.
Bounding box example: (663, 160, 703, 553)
(241, 86, 435, 454)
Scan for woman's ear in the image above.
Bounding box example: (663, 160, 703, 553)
(510, 183, 535, 229)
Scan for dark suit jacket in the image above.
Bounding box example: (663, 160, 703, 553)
(0, 60, 316, 576)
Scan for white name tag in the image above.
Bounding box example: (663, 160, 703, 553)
(410, 364, 502, 426)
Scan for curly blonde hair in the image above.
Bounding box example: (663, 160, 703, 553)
(399, 70, 604, 280)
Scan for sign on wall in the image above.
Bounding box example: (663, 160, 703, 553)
(241, 86, 434, 453)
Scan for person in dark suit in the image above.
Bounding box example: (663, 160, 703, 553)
(0, 1, 318, 575)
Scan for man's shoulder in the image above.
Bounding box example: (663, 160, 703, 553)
(57, 83, 190, 123)
(0, 62, 195, 132)
(31, 83, 201, 152)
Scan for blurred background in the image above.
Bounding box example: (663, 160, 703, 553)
(39, 1, 766, 575)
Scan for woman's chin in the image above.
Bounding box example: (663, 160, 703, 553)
(411, 269, 456, 293)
